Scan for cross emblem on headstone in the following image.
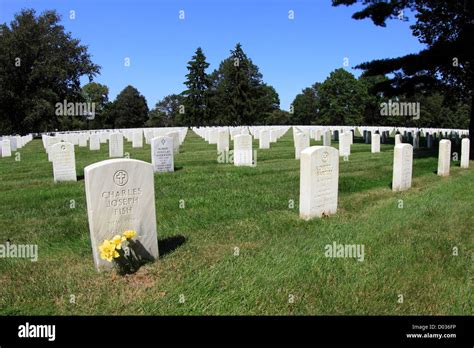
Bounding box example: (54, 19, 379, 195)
(116, 172, 126, 184)
(113, 170, 128, 186)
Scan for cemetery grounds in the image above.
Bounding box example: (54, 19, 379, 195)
(0, 130, 472, 315)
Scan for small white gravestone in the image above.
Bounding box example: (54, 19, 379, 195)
(47, 138, 62, 162)
(166, 132, 180, 154)
(295, 132, 310, 160)
(70, 134, 79, 145)
(84, 159, 159, 271)
(461, 138, 470, 168)
(270, 130, 278, 143)
(78, 134, 88, 147)
(323, 130, 331, 146)
(109, 133, 124, 158)
(51, 142, 77, 182)
(1, 139, 11, 157)
(315, 130, 322, 142)
(392, 144, 413, 192)
(217, 129, 229, 153)
(299, 146, 339, 220)
(233, 134, 253, 166)
(437, 139, 451, 177)
(371, 134, 381, 153)
(132, 131, 143, 148)
(10, 136, 17, 151)
(151, 136, 174, 173)
(259, 130, 270, 149)
(208, 129, 218, 144)
(339, 132, 351, 157)
(395, 134, 402, 145)
(100, 133, 108, 144)
(89, 134, 100, 151)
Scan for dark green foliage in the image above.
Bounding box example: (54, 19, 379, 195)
(82, 82, 109, 129)
(182, 48, 212, 126)
(208, 43, 279, 125)
(291, 84, 321, 125)
(106, 86, 149, 128)
(318, 69, 368, 125)
(147, 94, 185, 127)
(333, 0, 473, 157)
(0, 9, 100, 134)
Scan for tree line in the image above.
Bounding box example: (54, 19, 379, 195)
(0, 7, 471, 135)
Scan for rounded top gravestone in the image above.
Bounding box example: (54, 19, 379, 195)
(84, 158, 159, 271)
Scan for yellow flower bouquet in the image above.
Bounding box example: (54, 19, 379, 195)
(98, 230, 141, 274)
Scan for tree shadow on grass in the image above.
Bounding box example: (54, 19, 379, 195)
(159, 235, 186, 258)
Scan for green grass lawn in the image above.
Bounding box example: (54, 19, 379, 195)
(0, 130, 472, 315)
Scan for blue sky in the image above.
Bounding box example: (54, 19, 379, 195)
(0, 0, 424, 110)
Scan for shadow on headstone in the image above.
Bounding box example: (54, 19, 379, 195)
(159, 235, 186, 258)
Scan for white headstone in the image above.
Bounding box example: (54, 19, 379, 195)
(461, 138, 470, 168)
(151, 136, 174, 173)
(259, 130, 270, 149)
(339, 132, 351, 157)
(295, 132, 310, 160)
(109, 133, 124, 158)
(437, 139, 451, 176)
(89, 134, 100, 151)
(270, 130, 278, 143)
(233, 134, 253, 166)
(299, 146, 339, 220)
(10, 136, 17, 151)
(208, 129, 218, 144)
(100, 133, 108, 144)
(51, 142, 77, 182)
(70, 134, 79, 145)
(315, 130, 322, 142)
(371, 134, 381, 153)
(47, 137, 62, 162)
(323, 130, 331, 146)
(132, 131, 143, 148)
(78, 134, 88, 147)
(395, 134, 402, 145)
(217, 129, 229, 153)
(166, 132, 180, 154)
(1, 139, 11, 157)
(392, 144, 413, 192)
(84, 159, 159, 271)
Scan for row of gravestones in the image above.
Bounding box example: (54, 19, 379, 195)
(9, 125, 469, 272)
(294, 126, 470, 159)
(292, 125, 468, 150)
(300, 138, 470, 219)
(48, 129, 187, 182)
(192, 126, 290, 166)
(42, 128, 187, 153)
(84, 137, 469, 272)
(0, 134, 33, 157)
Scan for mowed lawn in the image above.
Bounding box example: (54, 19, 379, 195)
(0, 130, 472, 315)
